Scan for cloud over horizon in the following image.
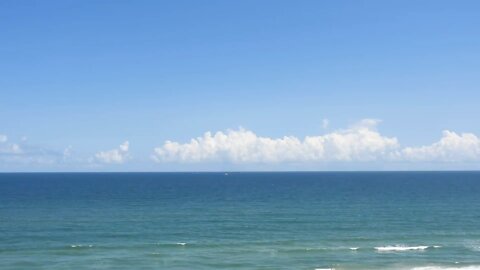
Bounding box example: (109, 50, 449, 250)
(2, 120, 480, 171)
(152, 120, 480, 164)
(400, 130, 480, 162)
(95, 141, 130, 164)
(0, 135, 69, 166)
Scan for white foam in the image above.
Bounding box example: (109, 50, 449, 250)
(349, 247, 359, 251)
(176, 242, 187, 246)
(70, 244, 93, 248)
(411, 266, 480, 270)
(375, 245, 429, 252)
(314, 268, 335, 270)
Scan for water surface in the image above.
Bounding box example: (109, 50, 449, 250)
(1, 172, 479, 269)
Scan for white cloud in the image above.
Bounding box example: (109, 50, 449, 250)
(9, 143, 22, 154)
(152, 120, 480, 165)
(63, 145, 73, 160)
(350, 118, 381, 130)
(0, 135, 23, 155)
(0, 135, 132, 169)
(152, 119, 400, 163)
(0, 135, 64, 166)
(95, 141, 130, 164)
(400, 130, 480, 162)
(0, 135, 131, 169)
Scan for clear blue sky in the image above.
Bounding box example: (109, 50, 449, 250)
(1, 0, 480, 171)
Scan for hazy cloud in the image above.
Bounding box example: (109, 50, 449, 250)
(0, 135, 23, 156)
(95, 141, 130, 164)
(322, 119, 329, 129)
(0, 135, 65, 166)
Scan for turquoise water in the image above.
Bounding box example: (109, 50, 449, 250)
(1, 172, 480, 270)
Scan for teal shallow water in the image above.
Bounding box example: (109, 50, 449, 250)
(1, 172, 480, 269)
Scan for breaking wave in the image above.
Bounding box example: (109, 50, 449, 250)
(375, 245, 430, 252)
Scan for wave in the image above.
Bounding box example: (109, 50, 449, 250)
(70, 244, 93, 248)
(375, 245, 429, 252)
(305, 247, 359, 251)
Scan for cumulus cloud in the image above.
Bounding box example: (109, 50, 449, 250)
(152, 120, 480, 164)
(152, 119, 400, 163)
(95, 141, 130, 164)
(0, 134, 7, 143)
(400, 130, 480, 162)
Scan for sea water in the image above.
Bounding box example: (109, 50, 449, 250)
(1, 172, 479, 270)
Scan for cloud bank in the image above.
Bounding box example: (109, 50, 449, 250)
(3, 120, 480, 171)
(0, 135, 69, 166)
(95, 141, 130, 164)
(152, 120, 480, 164)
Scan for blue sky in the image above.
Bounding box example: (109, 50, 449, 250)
(1, 0, 480, 171)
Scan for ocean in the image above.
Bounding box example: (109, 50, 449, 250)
(1, 172, 479, 270)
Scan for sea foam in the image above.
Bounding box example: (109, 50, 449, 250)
(70, 244, 93, 248)
(375, 245, 429, 252)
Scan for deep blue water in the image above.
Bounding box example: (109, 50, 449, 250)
(1, 172, 480, 270)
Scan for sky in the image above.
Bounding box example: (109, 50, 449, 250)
(1, 0, 480, 172)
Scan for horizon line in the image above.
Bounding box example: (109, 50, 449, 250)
(1, 170, 480, 174)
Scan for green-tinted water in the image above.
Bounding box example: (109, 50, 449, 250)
(1, 172, 480, 269)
